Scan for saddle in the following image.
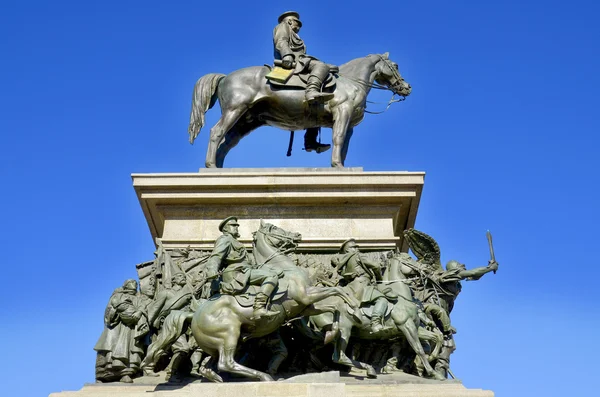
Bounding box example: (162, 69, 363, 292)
(265, 61, 338, 91)
(230, 277, 289, 308)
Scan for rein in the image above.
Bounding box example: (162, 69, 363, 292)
(365, 95, 405, 115)
(254, 228, 298, 267)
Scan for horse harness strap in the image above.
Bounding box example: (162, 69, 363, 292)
(254, 228, 297, 267)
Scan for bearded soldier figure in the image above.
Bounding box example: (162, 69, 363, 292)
(205, 216, 281, 319)
(273, 11, 333, 154)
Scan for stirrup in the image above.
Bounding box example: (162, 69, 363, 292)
(305, 91, 335, 103)
(304, 142, 331, 154)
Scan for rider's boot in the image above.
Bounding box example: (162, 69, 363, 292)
(304, 128, 331, 153)
(371, 314, 384, 333)
(252, 292, 278, 320)
(165, 352, 185, 382)
(370, 298, 388, 333)
(305, 63, 334, 103)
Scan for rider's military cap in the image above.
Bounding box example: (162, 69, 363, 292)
(339, 238, 357, 253)
(219, 216, 240, 232)
(278, 11, 302, 27)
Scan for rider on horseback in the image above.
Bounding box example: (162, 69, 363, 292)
(332, 239, 396, 333)
(274, 11, 333, 154)
(205, 216, 281, 320)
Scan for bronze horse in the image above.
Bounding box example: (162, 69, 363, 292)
(188, 53, 411, 168)
(307, 253, 446, 380)
(190, 221, 358, 382)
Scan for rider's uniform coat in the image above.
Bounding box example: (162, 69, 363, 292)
(333, 252, 387, 304)
(272, 21, 317, 73)
(205, 234, 252, 294)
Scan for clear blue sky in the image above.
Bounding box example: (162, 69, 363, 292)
(1, 1, 599, 396)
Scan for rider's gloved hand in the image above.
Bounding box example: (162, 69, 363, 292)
(281, 55, 294, 69)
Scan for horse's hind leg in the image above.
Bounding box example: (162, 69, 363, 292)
(216, 323, 274, 382)
(197, 355, 223, 383)
(206, 106, 247, 168)
(216, 118, 264, 168)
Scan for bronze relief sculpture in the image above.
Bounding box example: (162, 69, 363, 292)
(94, 220, 497, 383)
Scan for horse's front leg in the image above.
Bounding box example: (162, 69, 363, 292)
(392, 308, 445, 381)
(216, 322, 274, 382)
(340, 126, 354, 165)
(331, 107, 351, 168)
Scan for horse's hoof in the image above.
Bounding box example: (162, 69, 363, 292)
(331, 162, 344, 168)
(260, 373, 275, 382)
(205, 162, 216, 168)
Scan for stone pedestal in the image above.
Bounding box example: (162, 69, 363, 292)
(50, 383, 493, 397)
(132, 168, 425, 252)
(49, 371, 494, 396)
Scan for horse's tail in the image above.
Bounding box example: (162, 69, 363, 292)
(188, 73, 226, 144)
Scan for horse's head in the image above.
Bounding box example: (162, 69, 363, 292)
(254, 220, 302, 251)
(374, 52, 411, 97)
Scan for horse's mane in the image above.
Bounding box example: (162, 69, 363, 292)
(338, 54, 380, 74)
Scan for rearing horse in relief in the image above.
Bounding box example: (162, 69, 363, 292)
(188, 53, 411, 168)
(190, 221, 358, 382)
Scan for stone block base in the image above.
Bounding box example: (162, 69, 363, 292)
(132, 168, 425, 251)
(50, 372, 493, 397)
(50, 382, 492, 397)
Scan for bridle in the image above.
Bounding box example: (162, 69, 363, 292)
(338, 54, 408, 114)
(254, 226, 299, 266)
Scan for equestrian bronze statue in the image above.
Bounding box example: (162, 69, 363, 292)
(188, 13, 411, 168)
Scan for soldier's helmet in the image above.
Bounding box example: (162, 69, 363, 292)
(446, 260, 466, 271)
(339, 238, 357, 253)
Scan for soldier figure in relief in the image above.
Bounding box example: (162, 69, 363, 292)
(140, 272, 196, 380)
(205, 216, 282, 319)
(332, 239, 396, 333)
(94, 279, 149, 383)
